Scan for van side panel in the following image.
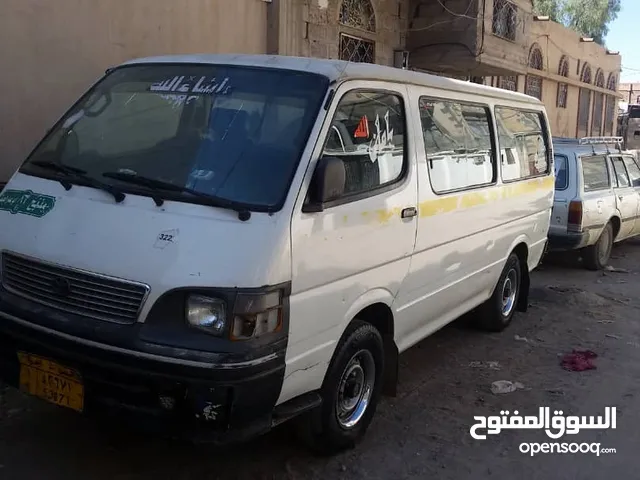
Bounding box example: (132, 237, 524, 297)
(279, 81, 419, 405)
(394, 88, 553, 353)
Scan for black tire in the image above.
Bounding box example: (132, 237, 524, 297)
(297, 320, 384, 455)
(475, 253, 522, 332)
(583, 222, 613, 271)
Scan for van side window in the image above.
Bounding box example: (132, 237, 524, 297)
(494, 107, 549, 181)
(622, 156, 640, 187)
(611, 157, 631, 187)
(321, 90, 406, 197)
(418, 97, 496, 193)
(581, 156, 610, 192)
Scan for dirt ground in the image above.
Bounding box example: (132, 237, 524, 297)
(1, 240, 640, 480)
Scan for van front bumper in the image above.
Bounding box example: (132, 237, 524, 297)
(0, 309, 286, 444)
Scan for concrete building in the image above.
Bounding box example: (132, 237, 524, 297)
(0, 0, 621, 180)
(619, 83, 640, 106)
(407, 0, 621, 138)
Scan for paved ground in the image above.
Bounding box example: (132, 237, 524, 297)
(2, 240, 640, 479)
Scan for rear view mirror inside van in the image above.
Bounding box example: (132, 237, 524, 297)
(303, 156, 346, 212)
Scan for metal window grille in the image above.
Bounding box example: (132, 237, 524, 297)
(525, 75, 543, 100)
(595, 69, 605, 88)
(556, 56, 569, 108)
(498, 76, 518, 91)
(528, 46, 544, 70)
(592, 93, 604, 136)
(339, 0, 376, 32)
(558, 56, 569, 77)
(492, 0, 517, 41)
(604, 96, 616, 135)
(557, 83, 568, 108)
(607, 74, 617, 91)
(577, 88, 591, 137)
(581, 64, 592, 84)
(339, 33, 375, 63)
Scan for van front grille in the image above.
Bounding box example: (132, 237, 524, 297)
(1, 252, 149, 324)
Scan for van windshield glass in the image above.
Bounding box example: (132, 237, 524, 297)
(21, 64, 329, 210)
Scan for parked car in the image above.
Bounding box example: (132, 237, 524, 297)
(0, 54, 553, 452)
(548, 136, 640, 269)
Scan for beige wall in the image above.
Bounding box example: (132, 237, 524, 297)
(0, 0, 268, 180)
(527, 19, 620, 138)
(486, 18, 621, 138)
(619, 83, 640, 105)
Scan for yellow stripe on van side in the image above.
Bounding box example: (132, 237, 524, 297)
(346, 175, 553, 225)
(418, 175, 554, 219)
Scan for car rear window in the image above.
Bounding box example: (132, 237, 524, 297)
(554, 154, 568, 190)
(581, 155, 610, 192)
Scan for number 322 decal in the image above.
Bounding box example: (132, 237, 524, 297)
(154, 229, 179, 249)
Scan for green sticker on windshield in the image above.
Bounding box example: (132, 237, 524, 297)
(0, 189, 56, 218)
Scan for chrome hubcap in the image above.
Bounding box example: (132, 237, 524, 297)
(336, 350, 375, 429)
(501, 268, 518, 316)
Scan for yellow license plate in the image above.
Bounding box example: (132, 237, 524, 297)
(18, 352, 84, 412)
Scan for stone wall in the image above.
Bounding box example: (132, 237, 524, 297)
(300, 0, 408, 66)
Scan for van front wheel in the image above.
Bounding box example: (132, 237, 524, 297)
(297, 320, 384, 454)
(475, 253, 522, 332)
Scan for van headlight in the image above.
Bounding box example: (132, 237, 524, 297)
(186, 295, 227, 335)
(186, 290, 284, 340)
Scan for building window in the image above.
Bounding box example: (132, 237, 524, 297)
(581, 63, 592, 84)
(498, 76, 518, 91)
(605, 74, 618, 135)
(339, 33, 375, 63)
(492, 0, 517, 41)
(525, 45, 544, 100)
(577, 63, 592, 137)
(607, 73, 617, 92)
(592, 69, 605, 135)
(339, 0, 376, 33)
(557, 56, 569, 108)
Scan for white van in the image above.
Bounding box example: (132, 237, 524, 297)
(0, 55, 553, 451)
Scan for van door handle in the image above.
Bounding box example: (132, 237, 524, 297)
(619, 195, 624, 201)
(401, 207, 418, 219)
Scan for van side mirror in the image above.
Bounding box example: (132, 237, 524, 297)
(303, 156, 346, 213)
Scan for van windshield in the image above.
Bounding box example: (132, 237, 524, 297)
(20, 64, 329, 210)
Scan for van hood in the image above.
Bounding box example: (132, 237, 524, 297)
(0, 174, 291, 320)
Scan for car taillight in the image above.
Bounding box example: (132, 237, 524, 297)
(567, 200, 583, 231)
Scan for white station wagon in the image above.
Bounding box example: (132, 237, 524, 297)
(549, 136, 640, 269)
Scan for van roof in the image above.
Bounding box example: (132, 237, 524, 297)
(121, 53, 543, 106)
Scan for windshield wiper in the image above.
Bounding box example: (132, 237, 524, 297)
(102, 171, 253, 221)
(31, 159, 125, 203)
(30, 159, 85, 191)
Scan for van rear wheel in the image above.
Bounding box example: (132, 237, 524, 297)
(296, 320, 384, 455)
(475, 253, 521, 332)
(583, 222, 613, 271)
